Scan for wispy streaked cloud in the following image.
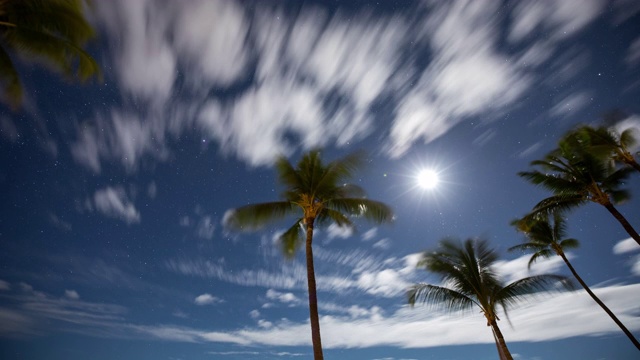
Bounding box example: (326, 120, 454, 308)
(90, 186, 140, 224)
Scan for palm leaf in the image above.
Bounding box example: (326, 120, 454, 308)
(225, 201, 295, 230)
(407, 283, 478, 312)
(279, 219, 304, 258)
(495, 274, 573, 308)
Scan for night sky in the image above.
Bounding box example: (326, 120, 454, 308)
(2, 1, 640, 359)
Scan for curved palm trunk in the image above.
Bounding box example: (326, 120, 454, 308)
(305, 217, 324, 360)
(625, 159, 640, 173)
(558, 252, 640, 351)
(490, 320, 513, 360)
(602, 203, 640, 246)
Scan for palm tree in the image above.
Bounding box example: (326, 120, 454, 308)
(571, 125, 640, 173)
(510, 213, 640, 351)
(0, 0, 100, 108)
(519, 133, 640, 246)
(408, 238, 572, 360)
(226, 150, 393, 360)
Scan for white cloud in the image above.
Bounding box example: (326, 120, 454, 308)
(613, 238, 640, 254)
(130, 284, 640, 348)
(266, 289, 301, 306)
(194, 293, 222, 306)
(172, 0, 249, 86)
(95, 0, 176, 103)
(549, 92, 591, 118)
(4, 281, 640, 350)
(361, 228, 377, 241)
(249, 310, 260, 319)
(64, 290, 80, 300)
(326, 223, 354, 241)
(494, 253, 566, 285)
(372, 239, 391, 250)
(92, 187, 140, 224)
(508, 0, 604, 43)
(388, 0, 531, 157)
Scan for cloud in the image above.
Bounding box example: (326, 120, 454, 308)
(549, 92, 591, 118)
(372, 239, 391, 250)
(508, 0, 604, 43)
(265, 289, 301, 306)
(3, 281, 640, 350)
(361, 228, 378, 241)
(64, 290, 80, 300)
(493, 253, 566, 285)
(194, 293, 222, 306)
(325, 223, 354, 241)
(91, 186, 141, 224)
(613, 238, 640, 254)
(388, 0, 530, 157)
(94, 0, 176, 103)
(0, 116, 18, 142)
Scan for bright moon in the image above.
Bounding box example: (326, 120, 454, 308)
(417, 169, 439, 189)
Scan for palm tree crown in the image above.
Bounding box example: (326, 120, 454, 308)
(227, 150, 393, 360)
(570, 125, 640, 173)
(510, 213, 640, 351)
(0, 0, 100, 108)
(409, 238, 572, 360)
(519, 131, 640, 245)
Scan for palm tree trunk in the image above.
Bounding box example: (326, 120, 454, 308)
(603, 203, 640, 246)
(305, 217, 324, 360)
(559, 252, 640, 351)
(490, 320, 513, 360)
(625, 159, 640, 174)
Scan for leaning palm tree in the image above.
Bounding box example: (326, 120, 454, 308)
(519, 134, 639, 246)
(571, 125, 640, 173)
(226, 150, 393, 360)
(510, 213, 640, 351)
(0, 0, 100, 108)
(408, 238, 572, 360)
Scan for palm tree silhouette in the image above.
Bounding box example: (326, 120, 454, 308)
(519, 133, 639, 245)
(226, 150, 394, 360)
(510, 213, 640, 351)
(409, 238, 572, 360)
(0, 0, 100, 108)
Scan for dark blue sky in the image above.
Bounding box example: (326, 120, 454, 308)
(1, 1, 640, 359)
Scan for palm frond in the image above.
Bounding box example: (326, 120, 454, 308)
(559, 238, 579, 250)
(495, 274, 574, 308)
(526, 249, 555, 268)
(619, 128, 638, 149)
(279, 219, 304, 258)
(225, 201, 296, 230)
(0, 46, 21, 106)
(316, 208, 354, 228)
(529, 194, 587, 217)
(407, 283, 478, 312)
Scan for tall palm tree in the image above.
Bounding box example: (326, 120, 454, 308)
(226, 150, 393, 360)
(519, 134, 640, 246)
(408, 238, 572, 360)
(510, 213, 640, 351)
(0, 0, 100, 108)
(571, 125, 640, 173)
